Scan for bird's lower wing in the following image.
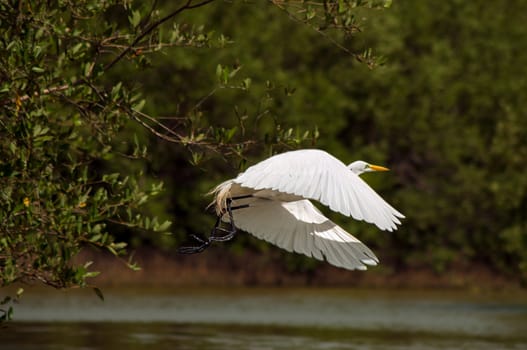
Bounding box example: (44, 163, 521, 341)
(228, 199, 379, 271)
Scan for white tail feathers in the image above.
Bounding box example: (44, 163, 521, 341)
(207, 179, 233, 215)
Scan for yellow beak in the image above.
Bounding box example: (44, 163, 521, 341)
(368, 164, 389, 172)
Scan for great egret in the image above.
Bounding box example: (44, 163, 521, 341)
(179, 149, 404, 270)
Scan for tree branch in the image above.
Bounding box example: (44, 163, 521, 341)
(103, 0, 217, 72)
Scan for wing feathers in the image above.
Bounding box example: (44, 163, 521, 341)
(229, 199, 379, 271)
(234, 149, 404, 231)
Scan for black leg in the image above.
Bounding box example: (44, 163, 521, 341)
(178, 195, 252, 254)
(209, 198, 238, 242)
(231, 194, 253, 200)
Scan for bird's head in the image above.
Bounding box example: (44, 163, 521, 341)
(348, 160, 389, 175)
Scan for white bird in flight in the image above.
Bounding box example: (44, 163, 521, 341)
(179, 149, 405, 271)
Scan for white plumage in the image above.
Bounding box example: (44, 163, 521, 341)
(210, 149, 405, 271)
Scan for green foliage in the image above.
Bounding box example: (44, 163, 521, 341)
(0, 0, 175, 290)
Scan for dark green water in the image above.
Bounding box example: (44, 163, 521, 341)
(2, 287, 527, 349)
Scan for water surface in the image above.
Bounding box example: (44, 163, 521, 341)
(3, 287, 526, 349)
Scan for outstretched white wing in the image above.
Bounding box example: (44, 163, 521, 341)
(227, 199, 379, 271)
(234, 149, 404, 231)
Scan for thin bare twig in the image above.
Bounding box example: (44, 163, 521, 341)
(129, 110, 183, 144)
(15, 84, 70, 103)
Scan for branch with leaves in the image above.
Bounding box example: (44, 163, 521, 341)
(268, 0, 391, 68)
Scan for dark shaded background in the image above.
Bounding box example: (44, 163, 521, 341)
(101, 1, 527, 283)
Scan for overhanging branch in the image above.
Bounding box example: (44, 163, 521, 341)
(103, 0, 217, 72)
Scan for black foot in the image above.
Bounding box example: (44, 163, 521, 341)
(178, 244, 209, 254)
(178, 234, 210, 254)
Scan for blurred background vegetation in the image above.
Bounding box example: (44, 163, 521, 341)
(1, 0, 527, 308)
(135, 0, 527, 280)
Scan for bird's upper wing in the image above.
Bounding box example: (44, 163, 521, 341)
(228, 199, 378, 270)
(233, 149, 405, 231)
